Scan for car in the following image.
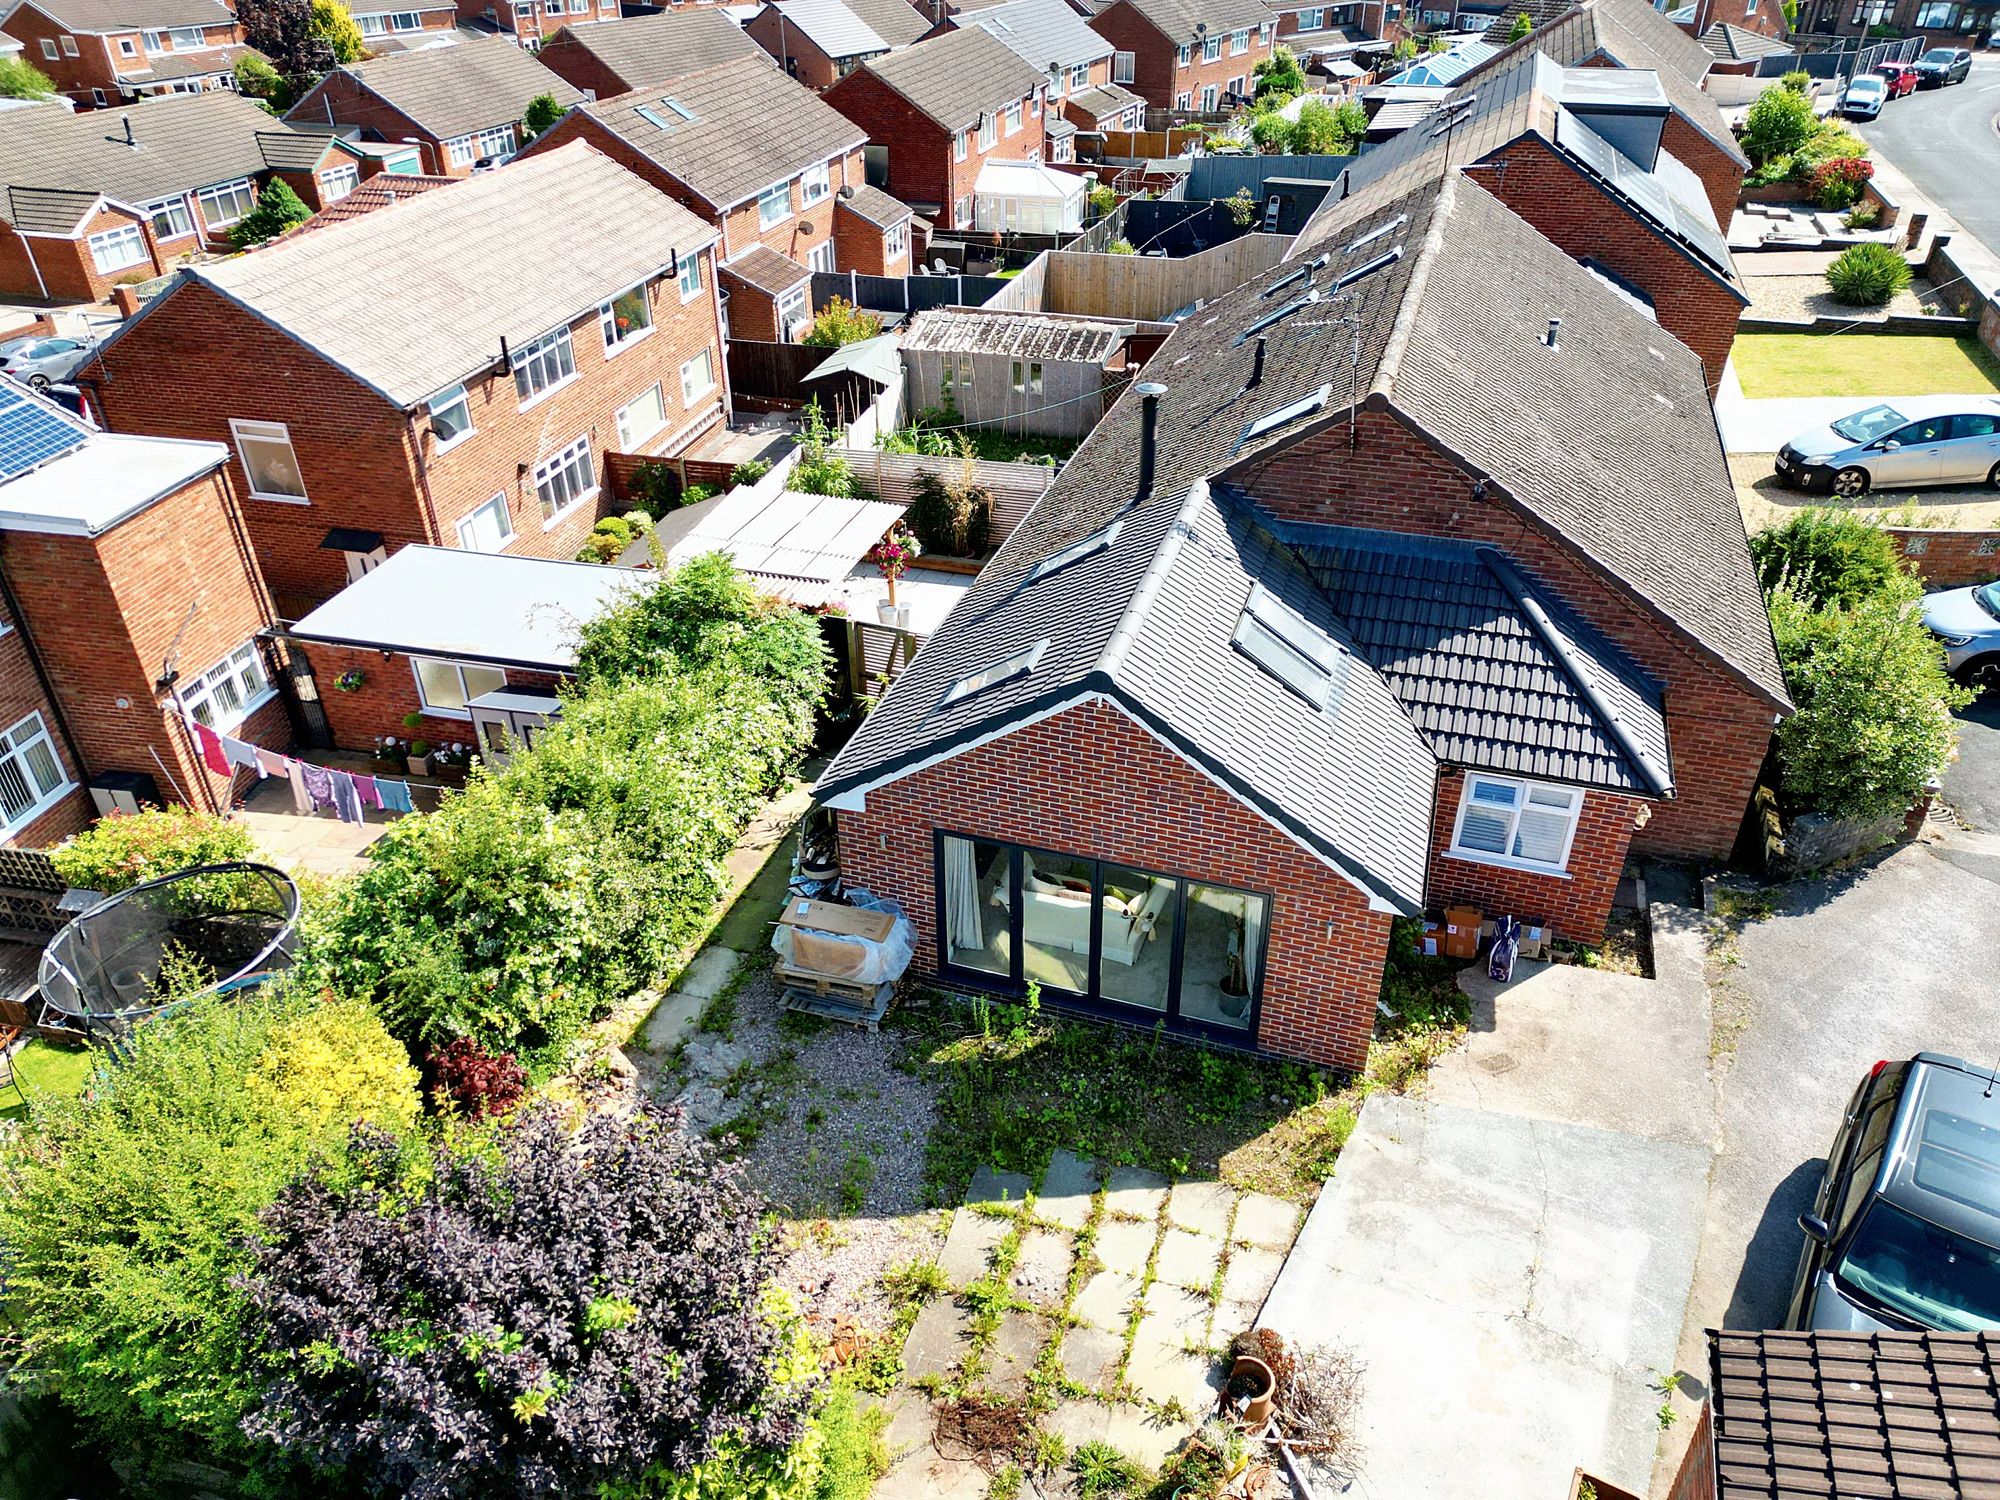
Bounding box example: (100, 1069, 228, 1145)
(1787, 1054, 2000, 1334)
(0, 334, 94, 391)
(1922, 579, 2000, 692)
(1840, 73, 1888, 117)
(1775, 396, 2000, 497)
(1912, 46, 1973, 86)
(1872, 61, 1919, 97)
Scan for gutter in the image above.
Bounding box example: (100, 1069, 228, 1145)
(271, 624, 573, 677)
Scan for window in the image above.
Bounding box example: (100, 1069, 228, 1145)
(800, 162, 830, 204)
(615, 383, 668, 450)
(885, 218, 908, 261)
(531, 434, 595, 523)
(143, 25, 206, 48)
(807, 240, 835, 274)
(1259, 21, 1273, 41)
(1203, 35, 1222, 60)
(38, 38, 56, 60)
(1232, 583, 1348, 710)
(357, 8, 424, 31)
(954, 129, 970, 162)
(183, 642, 273, 732)
(757, 180, 792, 228)
(545, 0, 561, 12)
(1028, 519, 1120, 583)
(0, 713, 70, 831)
(319, 161, 359, 201)
(1951, 413, 2000, 439)
(571, 0, 588, 10)
(512, 325, 576, 403)
(87, 223, 146, 275)
(428, 382, 474, 447)
(1449, 774, 1583, 873)
(457, 493, 514, 552)
(1004, 101, 1022, 134)
(1176, 92, 1191, 108)
(413, 657, 508, 717)
(1177, 41, 1192, 64)
(1070, 62, 1089, 90)
(1200, 83, 1218, 109)
(196, 177, 256, 227)
(942, 640, 1046, 706)
(60, 34, 78, 55)
(680, 347, 716, 405)
(448, 126, 515, 168)
(1299, 6, 1323, 26)
(1114, 49, 1134, 81)
(978, 112, 997, 148)
(678, 253, 703, 301)
(1030, 92, 1041, 116)
(954, 194, 973, 228)
(598, 282, 653, 353)
(142, 196, 193, 240)
(1231, 27, 1250, 51)
(1227, 75, 1244, 100)
(777, 284, 809, 337)
(229, 418, 308, 502)
(118, 36, 137, 56)
(1050, 64, 1065, 97)
(1011, 359, 1042, 393)
(90, 88, 105, 107)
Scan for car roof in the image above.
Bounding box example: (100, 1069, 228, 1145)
(1851, 74, 1885, 86)
(1857, 394, 2000, 420)
(1878, 1054, 2000, 1246)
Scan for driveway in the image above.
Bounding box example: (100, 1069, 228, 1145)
(1857, 53, 2000, 256)
(1944, 698, 2000, 833)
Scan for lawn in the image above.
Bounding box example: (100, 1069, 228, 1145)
(1733, 332, 2000, 399)
(1, 1039, 97, 1120)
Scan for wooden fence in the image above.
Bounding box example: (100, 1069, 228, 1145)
(834, 447, 1056, 545)
(842, 618, 925, 694)
(1038, 233, 1295, 321)
(1098, 126, 1207, 159)
(726, 339, 826, 403)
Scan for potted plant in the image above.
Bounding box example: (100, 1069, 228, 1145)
(401, 712, 433, 776)
(865, 524, 921, 628)
(372, 735, 404, 773)
(335, 668, 366, 693)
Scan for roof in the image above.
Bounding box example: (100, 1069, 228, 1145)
(6, 186, 107, 235)
(578, 56, 864, 212)
(0, 378, 227, 537)
(1108, 0, 1278, 46)
(290, 35, 583, 142)
(301, 172, 456, 228)
(1388, 38, 1501, 85)
(0, 91, 291, 227)
(545, 9, 765, 89)
(720, 243, 811, 297)
(767, 0, 891, 57)
(1707, 1330, 2000, 1500)
(1699, 20, 1793, 58)
(132, 143, 715, 409)
(903, 307, 1122, 362)
(849, 27, 1046, 132)
(835, 181, 913, 227)
(840, 0, 933, 46)
(254, 125, 345, 172)
(127, 42, 262, 83)
(972, 156, 1087, 202)
(804, 332, 902, 384)
(1069, 81, 1143, 117)
(288, 545, 647, 669)
(963, 0, 1114, 72)
(11, 0, 232, 32)
(665, 488, 909, 604)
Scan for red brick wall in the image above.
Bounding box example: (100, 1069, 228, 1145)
(535, 21, 646, 92)
(1425, 771, 1639, 943)
(1, 4, 120, 102)
(1, 201, 168, 307)
(723, 280, 788, 341)
(823, 67, 1045, 225)
(285, 72, 465, 176)
(1088, 2, 1273, 109)
(746, 8, 843, 90)
(0, 626, 91, 849)
(1889, 528, 2000, 589)
(836, 697, 1394, 1070)
(834, 198, 910, 274)
(1232, 410, 1781, 863)
(300, 641, 566, 748)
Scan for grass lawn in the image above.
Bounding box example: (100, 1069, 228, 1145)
(1, 1039, 97, 1120)
(1733, 332, 2000, 399)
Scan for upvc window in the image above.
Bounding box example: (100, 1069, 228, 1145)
(954, 194, 973, 228)
(598, 282, 653, 353)
(1202, 35, 1221, 60)
(884, 219, 908, 260)
(1232, 28, 1249, 52)
(1299, 6, 1323, 26)
(615, 383, 667, 450)
(678, 253, 703, 301)
(1259, 21, 1273, 41)
(512, 325, 576, 403)
(143, 25, 206, 48)
(757, 180, 792, 228)
(1114, 49, 1134, 80)
(1004, 101, 1022, 134)
(1200, 83, 1218, 109)
(456, 492, 514, 551)
(428, 382, 475, 447)
(88, 223, 146, 275)
(60, 34, 78, 55)
(954, 129, 970, 161)
(545, 0, 561, 12)
(413, 657, 508, 716)
(1049, 65, 1065, 97)
(1071, 63, 1089, 89)
(319, 162, 359, 201)
(531, 434, 595, 523)
(183, 642, 274, 732)
(777, 284, 809, 336)
(448, 133, 480, 168)
(978, 112, 997, 148)
(38, 38, 56, 60)
(0, 713, 70, 831)
(118, 36, 137, 56)
(570, 0, 588, 11)
(800, 162, 830, 204)
(229, 418, 308, 502)
(196, 177, 257, 227)
(1449, 773, 1584, 874)
(679, 348, 716, 404)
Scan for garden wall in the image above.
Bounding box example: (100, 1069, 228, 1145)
(1886, 527, 2000, 588)
(1925, 231, 2000, 362)
(832, 447, 1056, 544)
(1040, 233, 1295, 321)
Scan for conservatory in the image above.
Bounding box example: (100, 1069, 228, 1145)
(972, 160, 1087, 236)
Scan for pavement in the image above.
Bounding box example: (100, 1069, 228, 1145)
(1857, 53, 2000, 257)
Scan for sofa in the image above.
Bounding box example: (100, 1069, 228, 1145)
(995, 855, 1171, 967)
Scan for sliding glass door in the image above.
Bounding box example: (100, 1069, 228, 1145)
(935, 833, 1268, 1042)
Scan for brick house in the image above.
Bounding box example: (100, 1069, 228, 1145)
(1799, 0, 1993, 41)
(1692, 21, 1793, 72)
(81, 144, 729, 616)
(823, 26, 1047, 229)
(0, 378, 287, 846)
(284, 35, 584, 178)
(932, 0, 1143, 143)
(832, 182, 916, 274)
(455, 0, 622, 50)
(537, 8, 764, 95)
(348, 0, 461, 48)
(1086, 0, 1278, 111)
(747, 0, 931, 89)
(0, 0, 252, 109)
(1270, 2, 1396, 52)
(815, 169, 1787, 1072)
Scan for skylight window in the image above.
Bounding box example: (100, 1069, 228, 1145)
(636, 97, 697, 130)
(1234, 383, 1332, 453)
(940, 639, 1049, 708)
(1027, 520, 1121, 584)
(1231, 584, 1348, 712)
(1331, 247, 1401, 292)
(1235, 289, 1318, 346)
(1262, 254, 1328, 299)
(1342, 213, 1406, 255)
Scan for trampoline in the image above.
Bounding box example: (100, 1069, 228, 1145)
(37, 862, 301, 1040)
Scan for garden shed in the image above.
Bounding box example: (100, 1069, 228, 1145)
(900, 307, 1128, 438)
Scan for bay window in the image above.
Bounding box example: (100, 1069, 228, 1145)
(1448, 773, 1584, 874)
(88, 223, 146, 275)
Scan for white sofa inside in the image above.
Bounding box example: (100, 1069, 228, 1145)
(994, 854, 1172, 967)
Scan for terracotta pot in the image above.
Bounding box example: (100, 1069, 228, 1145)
(1229, 1353, 1276, 1429)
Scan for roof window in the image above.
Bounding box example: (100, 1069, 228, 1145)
(1234, 382, 1332, 453)
(1342, 213, 1406, 254)
(940, 639, 1049, 708)
(1232, 584, 1349, 712)
(636, 97, 697, 130)
(1027, 519, 1121, 584)
(1236, 289, 1318, 346)
(1428, 92, 1477, 135)
(1331, 247, 1402, 292)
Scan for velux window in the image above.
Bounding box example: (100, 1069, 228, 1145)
(1449, 774, 1583, 874)
(1231, 584, 1348, 712)
(940, 639, 1047, 708)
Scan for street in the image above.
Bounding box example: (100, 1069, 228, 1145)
(1858, 51, 2000, 254)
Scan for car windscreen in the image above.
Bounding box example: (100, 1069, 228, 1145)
(1920, 48, 1954, 61)
(1978, 583, 2000, 620)
(1852, 77, 1884, 91)
(1831, 404, 1906, 442)
(1837, 1199, 2000, 1331)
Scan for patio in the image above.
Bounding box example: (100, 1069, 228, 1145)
(233, 764, 444, 876)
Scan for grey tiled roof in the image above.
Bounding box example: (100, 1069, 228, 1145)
(720, 243, 810, 296)
(852, 27, 1046, 132)
(767, 0, 891, 59)
(1699, 20, 1791, 58)
(841, 0, 933, 46)
(1068, 81, 1142, 117)
(291, 35, 582, 143)
(255, 126, 344, 172)
(7, 186, 102, 234)
(580, 57, 864, 211)
(128, 43, 261, 82)
(545, 10, 766, 90)
(964, 0, 1114, 73)
(1112, 0, 1278, 46)
(835, 181, 913, 226)
(22, 0, 231, 30)
(904, 308, 1122, 361)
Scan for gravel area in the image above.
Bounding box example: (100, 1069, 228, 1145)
(1732, 452, 2000, 532)
(1742, 273, 1949, 324)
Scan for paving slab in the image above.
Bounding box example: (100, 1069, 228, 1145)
(1102, 1164, 1169, 1220)
(1092, 1217, 1156, 1277)
(1042, 1399, 1187, 1471)
(1125, 1336, 1223, 1414)
(938, 1207, 1011, 1286)
(1058, 1324, 1125, 1390)
(874, 1453, 990, 1500)
(1036, 1149, 1099, 1229)
(640, 988, 705, 1051)
(1166, 1179, 1235, 1237)
(1010, 1228, 1073, 1309)
(877, 1387, 932, 1460)
(1135, 1282, 1211, 1350)
(1220, 1244, 1284, 1308)
(967, 1164, 1032, 1212)
(1153, 1226, 1225, 1292)
(1071, 1269, 1143, 1333)
(1214, 1300, 1263, 1347)
(1232, 1191, 1302, 1249)
(902, 1298, 973, 1381)
(985, 1310, 1052, 1399)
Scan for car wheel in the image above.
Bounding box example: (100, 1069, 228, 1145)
(1989, 461, 2000, 491)
(1832, 466, 1870, 498)
(24, 373, 49, 391)
(1961, 657, 2000, 697)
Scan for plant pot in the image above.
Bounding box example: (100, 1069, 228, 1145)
(1219, 990, 1249, 1020)
(1227, 1354, 1276, 1430)
(877, 601, 900, 625)
(406, 753, 432, 777)
(894, 604, 912, 629)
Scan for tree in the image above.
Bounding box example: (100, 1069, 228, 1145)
(230, 177, 313, 247)
(1507, 9, 1533, 39)
(309, 0, 366, 61)
(801, 294, 885, 349)
(1749, 508, 1907, 610)
(522, 90, 564, 140)
(238, 1105, 820, 1500)
(234, 50, 286, 105)
(1287, 97, 1365, 154)
(0, 54, 56, 98)
(1252, 45, 1306, 101)
(238, 0, 330, 83)
(1741, 83, 1817, 165)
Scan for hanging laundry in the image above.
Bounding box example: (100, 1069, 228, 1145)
(298, 761, 336, 812)
(284, 759, 313, 814)
(352, 774, 381, 809)
(193, 721, 232, 779)
(255, 747, 289, 780)
(329, 770, 364, 826)
(374, 778, 415, 815)
(221, 736, 263, 776)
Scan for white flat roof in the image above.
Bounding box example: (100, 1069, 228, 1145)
(668, 488, 906, 605)
(0, 432, 227, 537)
(289, 544, 648, 669)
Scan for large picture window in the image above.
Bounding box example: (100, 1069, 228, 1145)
(87, 223, 146, 275)
(1448, 773, 1583, 874)
(412, 657, 507, 717)
(0, 713, 70, 832)
(196, 177, 256, 227)
(512, 326, 575, 403)
(183, 642, 273, 731)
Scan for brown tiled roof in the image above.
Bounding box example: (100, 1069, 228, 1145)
(720, 243, 811, 297)
(851, 27, 1045, 132)
(300, 172, 458, 228)
(543, 9, 766, 91)
(835, 181, 913, 227)
(254, 125, 344, 172)
(7, 186, 104, 235)
(290, 35, 583, 143)
(903, 308, 1122, 361)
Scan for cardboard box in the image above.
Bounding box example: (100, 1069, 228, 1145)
(1443, 905, 1483, 960)
(1518, 923, 1554, 962)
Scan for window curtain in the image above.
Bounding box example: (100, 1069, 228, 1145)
(1241, 894, 1266, 992)
(944, 837, 984, 952)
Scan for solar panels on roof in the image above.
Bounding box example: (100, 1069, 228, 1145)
(1236, 383, 1333, 453)
(1553, 108, 1734, 276)
(0, 383, 89, 483)
(1232, 583, 1349, 713)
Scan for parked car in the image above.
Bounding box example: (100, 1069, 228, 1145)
(1921, 579, 2000, 692)
(1788, 1054, 2000, 1334)
(1872, 61, 1920, 97)
(0, 333, 94, 391)
(1913, 46, 1973, 86)
(1774, 396, 2000, 497)
(1840, 73, 1888, 117)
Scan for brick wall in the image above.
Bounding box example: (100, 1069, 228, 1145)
(1889, 528, 2000, 589)
(1088, 3, 1273, 110)
(0, 628, 91, 849)
(746, 8, 844, 90)
(285, 72, 464, 176)
(823, 68, 1045, 225)
(299, 640, 566, 748)
(2, 4, 120, 102)
(1, 201, 169, 307)
(722, 278, 790, 341)
(1232, 410, 1782, 862)
(836, 697, 1393, 1070)
(834, 197, 910, 274)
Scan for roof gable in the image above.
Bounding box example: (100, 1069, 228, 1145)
(840, 0, 932, 47)
(545, 9, 765, 88)
(1108, 0, 1276, 45)
(963, 0, 1114, 72)
(849, 26, 1046, 131)
(294, 35, 583, 142)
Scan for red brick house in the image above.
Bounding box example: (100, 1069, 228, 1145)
(930, 0, 1142, 143)
(1692, 21, 1792, 73)
(81, 144, 729, 616)
(348, 0, 461, 47)
(823, 25, 1047, 230)
(1086, 0, 1278, 111)
(747, 0, 930, 90)
(284, 35, 585, 178)
(536, 9, 765, 95)
(0, 0, 251, 109)
(456, 0, 622, 50)
(815, 169, 1787, 1071)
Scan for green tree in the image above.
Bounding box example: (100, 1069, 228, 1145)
(1749, 508, 1907, 610)
(0, 54, 56, 98)
(1253, 45, 1307, 100)
(522, 89, 564, 139)
(1780, 68, 1811, 91)
(801, 294, 885, 349)
(1741, 83, 1817, 165)
(229, 177, 313, 247)
(1392, 35, 1419, 60)
(1507, 9, 1533, 39)
(308, 0, 365, 61)
(1287, 97, 1365, 154)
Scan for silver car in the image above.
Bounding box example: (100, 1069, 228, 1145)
(0, 334, 94, 391)
(1775, 396, 2000, 498)
(1922, 579, 2000, 692)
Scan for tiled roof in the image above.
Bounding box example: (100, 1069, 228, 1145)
(298, 172, 457, 229)
(119, 143, 714, 409)
(0, 91, 289, 227)
(851, 27, 1046, 132)
(18, 0, 231, 31)
(841, 0, 933, 46)
(720, 243, 811, 297)
(580, 57, 864, 212)
(127, 42, 261, 82)
(292, 35, 582, 143)
(254, 125, 344, 172)
(963, 0, 1114, 72)
(1069, 81, 1143, 117)
(7, 186, 105, 234)
(904, 308, 1123, 362)
(544, 9, 766, 88)
(767, 0, 891, 58)
(835, 181, 913, 226)
(1699, 20, 1792, 58)
(1111, 0, 1278, 46)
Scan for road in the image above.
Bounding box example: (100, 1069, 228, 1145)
(1858, 51, 2000, 254)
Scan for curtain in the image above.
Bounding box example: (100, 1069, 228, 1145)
(944, 837, 984, 953)
(1241, 892, 1266, 993)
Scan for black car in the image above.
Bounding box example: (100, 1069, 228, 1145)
(1788, 1053, 2000, 1332)
(1913, 46, 1973, 86)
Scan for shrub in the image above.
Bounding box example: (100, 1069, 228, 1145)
(1286, 97, 1365, 155)
(0, 54, 56, 98)
(1508, 8, 1533, 38)
(683, 481, 718, 505)
(307, 0, 364, 60)
(1086, 182, 1116, 216)
(732, 458, 773, 485)
(0, 990, 417, 1473)
(1811, 155, 1872, 210)
(577, 512, 647, 563)
(50, 805, 254, 893)
(1780, 68, 1811, 92)
(522, 89, 563, 140)
(423, 1035, 528, 1117)
(791, 399, 867, 497)
(1741, 84, 1817, 166)
(1825, 241, 1911, 307)
(229, 178, 312, 248)
(1798, 117, 1869, 169)
(232, 50, 283, 99)
(625, 460, 684, 519)
(238, 1104, 818, 1500)
(1844, 202, 1882, 230)
(1106, 238, 1136, 254)
(1749, 508, 1907, 609)
(802, 296, 884, 350)
(1252, 45, 1305, 101)
(904, 449, 993, 557)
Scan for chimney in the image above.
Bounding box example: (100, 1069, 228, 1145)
(1542, 317, 1561, 350)
(1245, 335, 1267, 391)
(1135, 381, 1166, 502)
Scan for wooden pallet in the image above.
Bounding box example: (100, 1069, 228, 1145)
(780, 981, 892, 1031)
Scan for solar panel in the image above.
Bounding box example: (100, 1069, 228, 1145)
(1554, 109, 1735, 276)
(0, 384, 88, 482)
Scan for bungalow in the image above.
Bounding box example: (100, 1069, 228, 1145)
(456, 0, 624, 51)
(536, 9, 766, 98)
(747, 0, 931, 89)
(80, 143, 729, 615)
(1086, 0, 1278, 112)
(814, 168, 1787, 1071)
(284, 34, 585, 178)
(0, 0, 248, 109)
(901, 308, 1129, 437)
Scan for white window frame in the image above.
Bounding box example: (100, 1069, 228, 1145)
(678, 253, 704, 302)
(679, 347, 716, 405)
(531, 433, 595, 526)
(118, 35, 137, 56)
(807, 240, 835, 274)
(1004, 101, 1023, 135)
(598, 281, 654, 355)
(1114, 49, 1134, 81)
(143, 25, 206, 49)
(196, 177, 257, 228)
(777, 283, 810, 337)
(954, 194, 973, 228)
(229, 417, 309, 504)
(512, 325, 576, 406)
(60, 33, 78, 55)
(1299, 6, 1323, 26)
(428, 382, 475, 450)
(884, 218, 908, 261)
(1070, 62, 1089, 90)
(615, 382, 668, 450)
(1200, 83, 1218, 109)
(181, 642, 274, 733)
(1202, 35, 1222, 61)
(0, 713, 72, 834)
(38, 38, 56, 60)
(1231, 27, 1250, 52)
(456, 492, 515, 552)
(757, 179, 792, 229)
(87, 222, 146, 275)
(978, 112, 997, 149)
(1259, 20, 1274, 40)
(318, 161, 359, 201)
(411, 656, 509, 718)
(1447, 773, 1584, 876)
(954, 129, 970, 162)
(799, 161, 831, 205)
(1011, 359, 1042, 394)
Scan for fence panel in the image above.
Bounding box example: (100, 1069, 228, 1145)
(834, 447, 1056, 545)
(809, 270, 1016, 317)
(849, 619, 923, 692)
(726, 339, 826, 402)
(1040, 233, 1295, 320)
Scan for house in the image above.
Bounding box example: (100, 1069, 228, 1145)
(813, 167, 1787, 1071)
(1797, 0, 1989, 41)
(1270, 2, 1393, 54)
(1086, 0, 1278, 112)
(0, 378, 285, 847)
(284, 35, 585, 178)
(348, 0, 461, 47)
(823, 26, 1048, 231)
(901, 308, 1129, 437)
(0, 92, 349, 305)
(832, 182, 917, 274)
(747, 0, 931, 90)
(456, 0, 624, 51)
(80, 143, 729, 615)
(1693, 21, 1793, 72)
(0, 0, 250, 110)
(536, 9, 766, 98)
(930, 0, 1141, 146)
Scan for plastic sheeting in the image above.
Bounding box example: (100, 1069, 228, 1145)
(771, 892, 915, 986)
